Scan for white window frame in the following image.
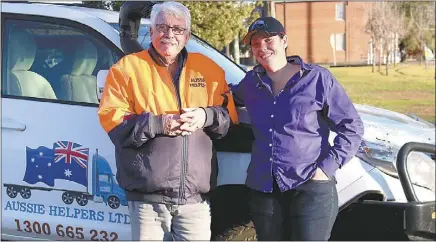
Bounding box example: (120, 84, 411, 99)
(335, 3, 345, 21)
(335, 33, 346, 51)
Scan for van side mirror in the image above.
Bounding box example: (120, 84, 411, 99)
(97, 70, 109, 100)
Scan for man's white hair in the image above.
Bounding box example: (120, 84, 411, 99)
(150, 2, 191, 33)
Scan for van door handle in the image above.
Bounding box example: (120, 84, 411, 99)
(1, 118, 26, 131)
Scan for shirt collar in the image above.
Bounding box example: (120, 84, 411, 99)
(286, 55, 312, 70)
(252, 55, 312, 89)
(148, 43, 188, 67)
(253, 55, 312, 74)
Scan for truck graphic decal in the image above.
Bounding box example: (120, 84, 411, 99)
(4, 141, 127, 210)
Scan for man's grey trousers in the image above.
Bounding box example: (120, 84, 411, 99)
(128, 200, 211, 241)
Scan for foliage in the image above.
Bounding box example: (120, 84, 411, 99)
(111, 1, 125, 11)
(81, 1, 125, 11)
(81, 1, 110, 9)
(403, 30, 434, 55)
(181, 1, 261, 51)
(82, 1, 261, 51)
(395, 1, 435, 55)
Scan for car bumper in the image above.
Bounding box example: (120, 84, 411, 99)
(360, 200, 435, 240)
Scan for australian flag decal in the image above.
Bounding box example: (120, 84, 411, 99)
(23, 141, 88, 187)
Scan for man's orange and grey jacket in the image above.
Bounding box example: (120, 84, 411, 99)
(98, 45, 238, 205)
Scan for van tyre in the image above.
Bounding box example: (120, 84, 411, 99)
(108, 196, 120, 209)
(210, 185, 257, 241)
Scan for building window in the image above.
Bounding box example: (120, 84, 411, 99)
(335, 33, 346, 51)
(336, 3, 345, 20)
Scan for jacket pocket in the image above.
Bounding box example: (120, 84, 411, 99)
(117, 139, 176, 194)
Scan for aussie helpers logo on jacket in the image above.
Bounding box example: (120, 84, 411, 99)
(189, 77, 206, 88)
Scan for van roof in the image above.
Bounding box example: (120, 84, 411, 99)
(1, 2, 150, 25)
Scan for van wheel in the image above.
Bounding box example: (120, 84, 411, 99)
(76, 194, 88, 206)
(108, 196, 120, 209)
(62, 192, 74, 204)
(211, 185, 256, 241)
(6, 186, 18, 198)
(20, 188, 31, 199)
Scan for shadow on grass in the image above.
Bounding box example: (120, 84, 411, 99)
(377, 70, 387, 76)
(394, 68, 408, 76)
(376, 68, 421, 77)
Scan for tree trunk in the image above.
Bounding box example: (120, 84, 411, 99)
(378, 49, 382, 72)
(386, 52, 389, 76)
(263, 1, 271, 16)
(393, 34, 397, 67)
(419, 36, 423, 65)
(233, 35, 240, 65)
(225, 44, 231, 59)
(372, 45, 376, 73)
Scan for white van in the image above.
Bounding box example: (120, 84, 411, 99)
(1, 2, 435, 241)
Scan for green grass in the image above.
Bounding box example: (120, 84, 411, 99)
(327, 64, 435, 123)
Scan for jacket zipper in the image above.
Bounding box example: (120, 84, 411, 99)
(175, 71, 188, 204)
(180, 136, 188, 204)
(166, 68, 187, 204)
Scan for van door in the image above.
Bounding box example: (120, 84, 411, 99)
(1, 13, 130, 241)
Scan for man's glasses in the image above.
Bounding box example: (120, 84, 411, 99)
(155, 24, 187, 35)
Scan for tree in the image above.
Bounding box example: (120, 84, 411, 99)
(397, 1, 435, 64)
(81, 1, 127, 11)
(81, 1, 109, 9)
(364, 3, 383, 73)
(182, 1, 261, 53)
(364, 2, 406, 75)
(111, 1, 125, 11)
(82, 1, 260, 62)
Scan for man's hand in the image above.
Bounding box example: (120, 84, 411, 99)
(311, 167, 329, 181)
(179, 108, 207, 133)
(162, 114, 182, 136)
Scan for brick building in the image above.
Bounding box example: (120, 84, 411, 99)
(273, 1, 372, 65)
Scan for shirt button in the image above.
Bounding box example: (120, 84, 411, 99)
(271, 114, 274, 118)
(273, 101, 276, 105)
(269, 143, 272, 147)
(269, 128, 273, 132)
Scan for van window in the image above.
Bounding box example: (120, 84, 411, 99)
(2, 18, 122, 104)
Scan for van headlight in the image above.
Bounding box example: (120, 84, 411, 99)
(356, 140, 435, 192)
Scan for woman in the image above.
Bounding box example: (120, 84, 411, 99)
(231, 17, 364, 241)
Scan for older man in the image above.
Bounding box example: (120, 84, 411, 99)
(97, 1, 238, 240)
